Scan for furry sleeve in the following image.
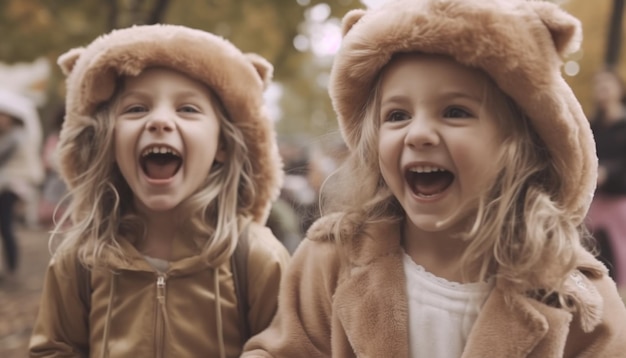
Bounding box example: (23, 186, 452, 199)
(242, 237, 342, 357)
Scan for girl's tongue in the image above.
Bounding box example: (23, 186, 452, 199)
(143, 155, 181, 180)
(407, 171, 454, 196)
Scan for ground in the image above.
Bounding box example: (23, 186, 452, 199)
(0, 226, 52, 357)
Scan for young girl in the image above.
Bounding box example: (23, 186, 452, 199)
(29, 24, 290, 358)
(243, 0, 626, 357)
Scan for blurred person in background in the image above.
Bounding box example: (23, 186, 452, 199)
(266, 196, 302, 253)
(0, 89, 45, 285)
(278, 137, 348, 238)
(269, 137, 348, 253)
(302, 139, 348, 231)
(269, 138, 311, 253)
(585, 69, 626, 293)
(38, 106, 68, 228)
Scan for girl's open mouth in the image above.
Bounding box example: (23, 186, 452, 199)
(405, 166, 454, 197)
(140, 146, 182, 180)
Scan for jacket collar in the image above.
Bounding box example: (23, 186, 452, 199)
(462, 289, 572, 357)
(99, 235, 214, 275)
(331, 220, 409, 357)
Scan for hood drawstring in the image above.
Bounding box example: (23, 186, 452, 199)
(214, 267, 226, 358)
(100, 273, 117, 358)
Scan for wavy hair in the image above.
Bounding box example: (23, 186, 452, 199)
(52, 82, 253, 269)
(321, 64, 590, 297)
(319, 76, 403, 247)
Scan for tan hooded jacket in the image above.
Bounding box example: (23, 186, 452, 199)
(30, 222, 289, 358)
(243, 218, 626, 358)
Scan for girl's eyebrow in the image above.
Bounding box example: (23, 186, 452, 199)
(118, 90, 206, 101)
(381, 91, 483, 106)
(436, 90, 484, 103)
(175, 90, 207, 100)
(380, 94, 411, 106)
(118, 90, 148, 100)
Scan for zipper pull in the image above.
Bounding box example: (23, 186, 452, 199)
(156, 275, 166, 302)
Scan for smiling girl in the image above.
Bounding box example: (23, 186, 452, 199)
(29, 25, 289, 358)
(243, 0, 626, 357)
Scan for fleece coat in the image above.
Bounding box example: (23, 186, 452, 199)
(243, 218, 626, 357)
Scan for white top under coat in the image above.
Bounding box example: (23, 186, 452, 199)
(403, 253, 493, 358)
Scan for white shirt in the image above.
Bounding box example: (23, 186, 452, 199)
(403, 253, 493, 358)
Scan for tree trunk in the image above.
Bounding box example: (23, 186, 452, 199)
(605, 0, 625, 68)
(147, 0, 171, 24)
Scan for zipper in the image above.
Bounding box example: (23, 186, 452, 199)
(155, 274, 166, 358)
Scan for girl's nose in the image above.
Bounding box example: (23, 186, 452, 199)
(404, 116, 440, 148)
(145, 110, 175, 134)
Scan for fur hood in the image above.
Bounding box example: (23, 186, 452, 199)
(57, 24, 282, 222)
(329, 0, 597, 219)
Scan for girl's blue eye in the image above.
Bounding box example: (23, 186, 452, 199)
(443, 106, 472, 118)
(386, 111, 410, 122)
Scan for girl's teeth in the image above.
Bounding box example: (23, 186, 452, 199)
(142, 146, 179, 157)
(410, 166, 445, 173)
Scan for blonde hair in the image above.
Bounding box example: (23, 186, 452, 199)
(52, 80, 253, 269)
(320, 78, 403, 242)
(463, 82, 590, 295)
(321, 64, 590, 297)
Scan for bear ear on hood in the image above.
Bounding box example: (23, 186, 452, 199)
(245, 53, 274, 90)
(341, 9, 367, 37)
(530, 1, 582, 58)
(57, 47, 85, 76)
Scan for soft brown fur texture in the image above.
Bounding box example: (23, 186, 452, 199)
(329, 0, 597, 219)
(57, 24, 282, 222)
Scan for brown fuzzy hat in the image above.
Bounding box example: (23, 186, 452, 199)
(329, 0, 597, 218)
(57, 24, 282, 222)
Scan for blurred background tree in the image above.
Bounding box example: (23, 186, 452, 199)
(0, 0, 624, 137)
(0, 0, 355, 138)
(562, 0, 626, 113)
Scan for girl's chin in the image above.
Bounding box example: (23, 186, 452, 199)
(134, 198, 181, 216)
(405, 211, 474, 234)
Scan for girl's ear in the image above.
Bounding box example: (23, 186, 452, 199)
(245, 53, 273, 90)
(341, 9, 367, 36)
(529, 1, 582, 58)
(58, 47, 85, 75)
